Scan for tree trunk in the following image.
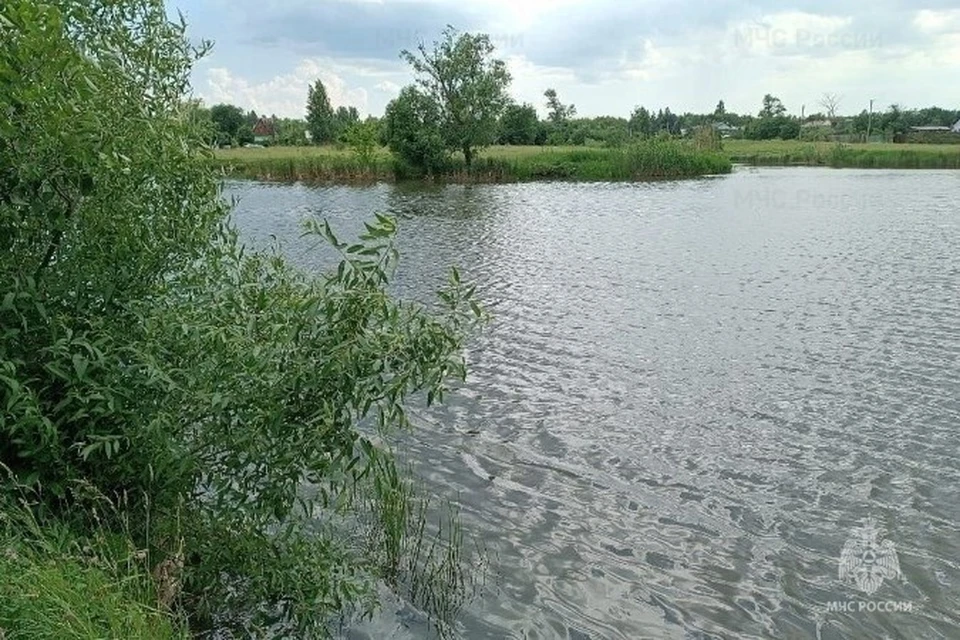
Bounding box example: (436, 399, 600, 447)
(463, 145, 473, 168)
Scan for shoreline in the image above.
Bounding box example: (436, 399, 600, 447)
(213, 141, 960, 185)
(212, 142, 732, 184)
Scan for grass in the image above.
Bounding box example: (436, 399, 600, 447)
(0, 502, 184, 640)
(724, 139, 960, 168)
(212, 141, 732, 183)
(214, 139, 960, 184)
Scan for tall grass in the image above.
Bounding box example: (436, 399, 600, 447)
(0, 494, 184, 640)
(827, 144, 960, 168)
(725, 139, 960, 168)
(345, 448, 484, 639)
(214, 141, 731, 183)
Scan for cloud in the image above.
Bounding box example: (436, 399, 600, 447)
(173, 0, 960, 118)
(913, 8, 960, 34)
(201, 59, 370, 118)
(374, 80, 401, 95)
(241, 0, 484, 61)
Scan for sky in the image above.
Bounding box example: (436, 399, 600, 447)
(167, 0, 960, 120)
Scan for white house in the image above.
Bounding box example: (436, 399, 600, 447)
(952, 118, 960, 133)
(713, 122, 739, 137)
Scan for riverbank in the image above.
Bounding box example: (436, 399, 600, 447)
(724, 139, 960, 168)
(213, 142, 732, 183)
(214, 140, 960, 184)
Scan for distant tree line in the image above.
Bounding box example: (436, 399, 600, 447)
(195, 33, 960, 156)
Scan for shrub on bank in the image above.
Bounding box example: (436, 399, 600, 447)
(1, 1, 481, 636)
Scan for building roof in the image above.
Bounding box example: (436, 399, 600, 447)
(952, 118, 960, 133)
(909, 125, 951, 132)
(252, 116, 275, 137)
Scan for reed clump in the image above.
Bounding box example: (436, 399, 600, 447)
(214, 140, 732, 183)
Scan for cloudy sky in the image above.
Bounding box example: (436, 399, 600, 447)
(167, 0, 960, 120)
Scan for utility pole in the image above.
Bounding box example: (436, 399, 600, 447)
(866, 99, 874, 143)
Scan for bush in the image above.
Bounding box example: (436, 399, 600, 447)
(383, 86, 448, 173)
(1, 1, 481, 636)
(692, 126, 723, 151)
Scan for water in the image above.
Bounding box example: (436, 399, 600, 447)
(227, 168, 960, 639)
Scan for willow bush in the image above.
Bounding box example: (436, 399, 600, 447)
(0, 1, 481, 636)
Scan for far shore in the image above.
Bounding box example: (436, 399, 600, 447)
(213, 139, 960, 184)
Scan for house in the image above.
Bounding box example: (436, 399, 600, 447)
(801, 119, 833, 128)
(899, 122, 960, 143)
(252, 116, 276, 144)
(713, 122, 739, 137)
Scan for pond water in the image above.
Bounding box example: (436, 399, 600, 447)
(227, 167, 960, 639)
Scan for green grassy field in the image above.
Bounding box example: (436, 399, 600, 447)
(723, 139, 960, 168)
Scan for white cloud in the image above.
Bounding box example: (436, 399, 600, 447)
(913, 9, 960, 35)
(726, 12, 858, 58)
(201, 59, 370, 118)
(374, 80, 401, 94)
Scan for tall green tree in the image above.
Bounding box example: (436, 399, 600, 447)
(401, 26, 512, 166)
(498, 103, 539, 145)
(629, 106, 653, 138)
(275, 117, 310, 145)
(342, 118, 381, 165)
(333, 105, 360, 141)
(759, 93, 786, 118)
(209, 103, 245, 145)
(544, 88, 576, 123)
(306, 79, 335, 143)
(383, 86, 446, 173)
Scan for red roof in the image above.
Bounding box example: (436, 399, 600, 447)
(252, 116, 275, 137)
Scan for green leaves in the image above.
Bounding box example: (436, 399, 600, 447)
(1, 2, 483, 635)
(306, 79, 335, 144)
(400, 26, 512, 166)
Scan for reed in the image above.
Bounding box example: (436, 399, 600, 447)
(725, 139, 960, 168)
(213, 141, 732, 183)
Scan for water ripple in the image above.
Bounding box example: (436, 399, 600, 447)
(228, 169, 960, 639)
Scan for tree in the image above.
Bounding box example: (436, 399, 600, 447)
(652, 107, 680, 134)
(333, 105, 360, 141)
(881, 103, 908, 136)
(534, 120, 549, 146)
(306, 79, 335, 143)
(2, 1, 480, 635)
(759, 94, 786, 118)
(498, 103, 539, 145)
(819, 93, 842, 119)
(209, 103, 245, 145)
(544, 88, 576, 123)
(629, 106, 653, 138)
(275, 117, 310, 146)
(714, 100, 726, 116)
(401, 26, 511, 167)
(851, 109, 871, 136)
(778, 119, 800, 139)
(382, 86, 447, 172)
(343, 118, 381, 165)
